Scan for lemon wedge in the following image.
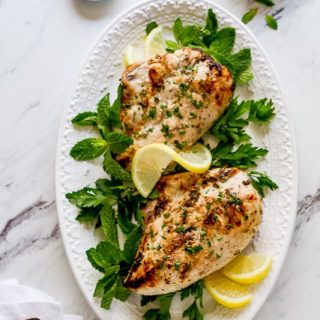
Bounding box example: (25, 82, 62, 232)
(144, 26, 166, 58)
(124, 45, 135, 66)
(204, 272, 253, 309)
(132, 143, 212, 197)
(222, 253, 273, 285)
(124, 45, 140, 66)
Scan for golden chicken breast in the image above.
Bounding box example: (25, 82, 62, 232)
(124, 168, 262, 295)
(117, 48, 234, 168)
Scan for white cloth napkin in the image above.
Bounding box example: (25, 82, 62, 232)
(0, 279, 82, 320)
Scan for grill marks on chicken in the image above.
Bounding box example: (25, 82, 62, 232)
(118, 48, 234, 168)
(124, 168, 262, 295)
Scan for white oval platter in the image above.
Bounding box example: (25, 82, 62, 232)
(55, 0, 297, 319)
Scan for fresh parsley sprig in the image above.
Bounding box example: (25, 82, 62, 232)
(181, 281, 204, 320)
(249, 171, 279, 197)
(211, 141, 268, 169)
(143, 293, 175, 320)
(142, 281, 204, 320)
(211, 98, 275, 144)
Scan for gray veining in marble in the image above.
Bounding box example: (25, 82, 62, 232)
(1, 0, 320, 319)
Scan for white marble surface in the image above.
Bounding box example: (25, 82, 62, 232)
(1, 0, 319, 319)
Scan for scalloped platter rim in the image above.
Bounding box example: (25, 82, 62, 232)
(55, 0, 298, 319)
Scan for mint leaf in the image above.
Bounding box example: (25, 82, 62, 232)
(71, 111, 97, 126)
(173, 18, 184, 43)
(97, 84, 123, 138)
(76, 207, 100, 222)
(172, 18, 208, 47)
(114, 277, 131, 301)
(103, 148, 132, 181)
(97, 93, 112, 138)
(123, 226, 142, 263)
(100, 204, 118, 245)
(109, 84, 123, 129)
(146, 21, 158, 35)
(265, 15, 278, 30)
(249, 171, 279, 197)
(96, 241, 123, 265)
(231, 48, 252, 78)
(183, 301, 203, 320)
(66, 187, 106, 208)
(103, 132, 133, 154)
(203, 8, 218, 46)
(254, 0, 275, 6)
(70, 138, 107, 161)
(211, 27, 235, 53)
(242, 8, 258, 24)
(117, 202, 136, 235)
(165, 40, 181, 52)
(86, 247, 106, 272)
(101, 277, 118, 309)
(93, 266, 120, 297)
(248, 99, 275, 122)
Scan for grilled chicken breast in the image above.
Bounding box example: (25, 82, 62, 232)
(124, 168, 262, 295)
(117, 48, 234, 168)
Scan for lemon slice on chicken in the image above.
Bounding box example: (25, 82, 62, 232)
(132, 143, 212, 197)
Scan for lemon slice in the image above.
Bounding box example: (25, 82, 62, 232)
(124, 45, 142, 66)
(124, 45, 135, 66)
(222, 253, 273, 285)
(144, 26, 166, 58)
(204, 272, 253, 309)
(175, 143, 212, 174)
(132, 143, 212, 197)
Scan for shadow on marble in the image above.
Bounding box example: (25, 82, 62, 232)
(72, 0, 114, 20)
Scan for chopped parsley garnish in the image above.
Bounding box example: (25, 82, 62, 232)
(185, 245, 203, 254)
(161, 124, 173, 138)
(174, 140, 187, 150)
(179, 83, 189, 93)
(229, 193, 242, 206)
(173, 107, 183, 119)
(148, 107, 157, 119)
(189, 112, 197, 119)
